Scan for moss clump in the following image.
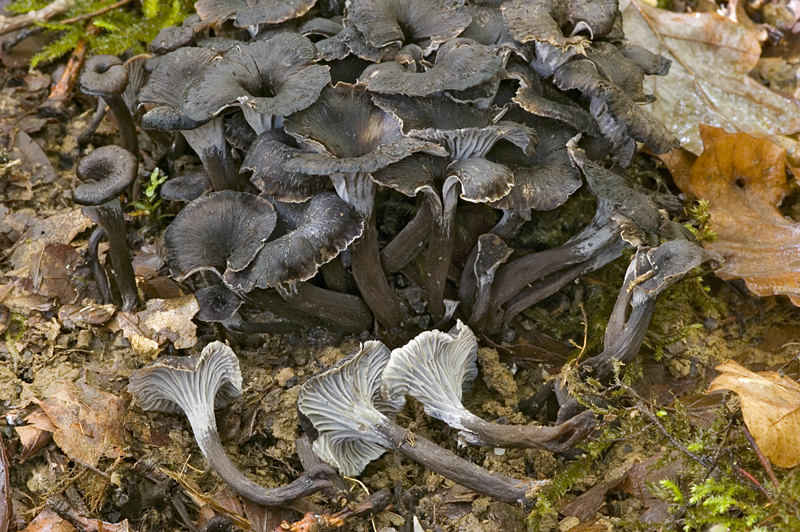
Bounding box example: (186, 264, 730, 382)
(9, 0, 192, 69)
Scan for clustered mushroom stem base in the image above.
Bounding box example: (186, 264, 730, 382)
(350, 215, 407, 329)
(374, 419, 539, 504)
(380, 201, 433, 274)
(191, 416, 333, 506)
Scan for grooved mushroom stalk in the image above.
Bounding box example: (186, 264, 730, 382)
(129, 342, 336, 506)
(298, 341, 547, 503)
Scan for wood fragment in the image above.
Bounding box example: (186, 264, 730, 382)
(0, 0, 75, 38)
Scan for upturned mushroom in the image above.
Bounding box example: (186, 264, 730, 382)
(298, 340, 547, 503)
(180, 34, 331, 134)
(382, 321, 596, 452)
(74, 146, 140, 313)
(129, 342, 336, 505)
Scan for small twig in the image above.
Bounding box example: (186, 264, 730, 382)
(740, 424, 780, 491)
(0, 0, 75, 38)
(635, 399, 711, 468)
(47, 38, 89, 102)
(736, 466, 773, 503)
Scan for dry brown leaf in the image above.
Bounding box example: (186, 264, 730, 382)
(20, 510, 77, 532)
(673, 124, 800, 304)
(707, 360, 800, 468)
(33, 378, 126, 467)
(622, 0, 800, 161)
(138, 295, 199, 350)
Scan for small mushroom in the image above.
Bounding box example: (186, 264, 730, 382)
(129, 342, 336, 505)
(382, 321, 596, 451)
(298, 340, 546, 502)
(160, 171, 213, 203)
(80, 55, 139, 157)
(467, 235, 513, 330)
(74, 146, 140, 312)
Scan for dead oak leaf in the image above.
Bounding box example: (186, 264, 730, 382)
(708, 360, 800, 468)
(622, 0, 800, 161)
(32, 378, 126, 467)
(675, 124, 800, 305)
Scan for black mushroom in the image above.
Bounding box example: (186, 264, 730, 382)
(298, 340, 548, 503)
(382, 321, 596, 451)
(138, 47, 248, 192)
(80, 55, 139, 156)
(180, 34, 331, 135)
(129, 342, 336, 505)
(73, 146, 140, 313)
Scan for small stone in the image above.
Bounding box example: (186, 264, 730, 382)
(275, 367, 296, 387)
(558, 516, 580, 532)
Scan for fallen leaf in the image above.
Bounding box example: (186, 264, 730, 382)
(560, 477, 624, 522)
(14, 406, 56, 462)
(26, 244, 83, 303)
(33, 378, 127, 467)
(20, 510, 77, 532)
(707, 360, 800, 467)
(674, 125, 800, 304)
(622, 0, 800, 161)
(5, 209, 92, 273)
(138, 295, 199, 350)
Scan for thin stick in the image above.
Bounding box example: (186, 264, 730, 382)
(47, 38, 88, 101)
(740, 424, 780, 491)
(58, 0, 134, 25)
(0, 0, 75, 37)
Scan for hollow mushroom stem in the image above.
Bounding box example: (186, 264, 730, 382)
(424, 185, 458, 322)
(129, 342, 336, 506)
(276, 281, 373, 334)
(380, 200, 432, 274)
(87, 226, 113, 305)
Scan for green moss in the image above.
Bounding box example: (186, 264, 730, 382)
(9, 0, 192, 69)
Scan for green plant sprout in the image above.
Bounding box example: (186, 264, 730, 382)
(9, 0, 192, 69)
(128, 167, 173, 227)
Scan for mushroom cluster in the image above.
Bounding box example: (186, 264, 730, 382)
(71, 0, 694, 336)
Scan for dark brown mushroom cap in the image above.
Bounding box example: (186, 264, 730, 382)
(180, 35, 331, 123)
(195, 284, 243, 323)
(299, 17, 345, 39)
(372, 94, 537, 158)
(129, 341, 242, 415)
(508, 61, 600, 137)
(380, 321, 479, 429)
(460, 6, 512, 46)
(150, 25, 195, 55)
(585, 42, 655, 103)
(80, 55, 128, 97)
(371, 153, 445, 197)
(447, 158, 514, 204)
(242, 129, 330, 202)
(553, 59, 679, 155)
(74, 146, 138, 205)
(163, 191, 277, 280)
(566, 137, 662, 234)
(501, 0, 618, 49)
(298, 340, 405, 476)
(194, 0, 244, 27)
(281, 83, 441, 175)
(488, 116, 581, 211)
(359, 39, 503, 96)
(224, 192, 363, 292)
(139, 47, 218, 131)
(160, 171, 213, 202)
(346, 0, 471, 51)
(234, 0, 317, 27)
(616, 43, 671, 77)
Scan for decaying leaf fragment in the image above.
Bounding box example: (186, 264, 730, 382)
(673, 125, 800, 304)
(622, 0, 800, 160)
(708, 360, 800, 468)
(32, 379, 126, 467)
